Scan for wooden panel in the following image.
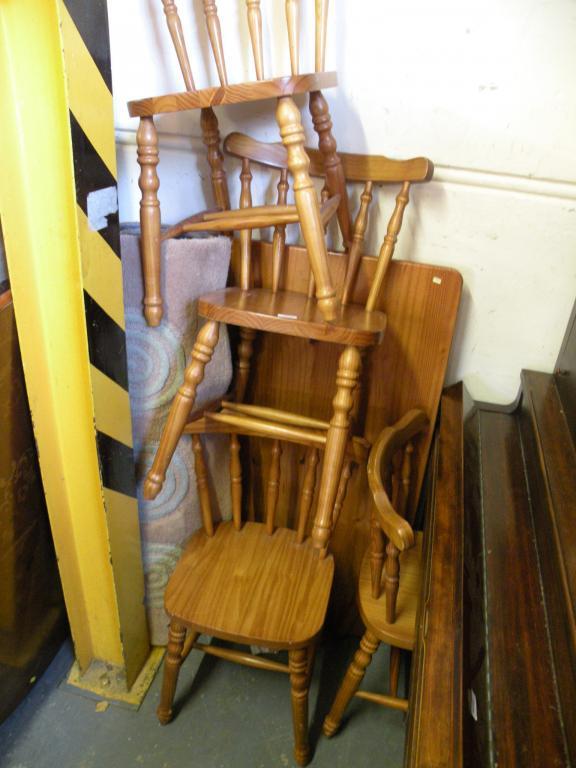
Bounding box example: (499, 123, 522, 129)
(520, 370, 576, 764)
(128, 71, 337, 117)
(0, 294, 67, 723)
(556, 296, 576, 446)
(234, 240, 462, 628)
(405, 383, 464, 768)
(471, 409, 567, 767)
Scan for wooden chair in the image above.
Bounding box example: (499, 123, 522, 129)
(156, 427, 363, 766)
(143, 135, 434, 565)
(322, 409, 428, 733)
(129, 0, 349, 327)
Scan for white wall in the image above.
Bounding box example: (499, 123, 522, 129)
(108, 0, 576, 405)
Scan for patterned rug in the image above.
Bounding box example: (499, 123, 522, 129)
(121, 231, 232, 644)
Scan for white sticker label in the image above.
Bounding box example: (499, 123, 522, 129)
(468, 688, 478, 721)
(87, 186, 118, 231)
(432, 276, 442, 285)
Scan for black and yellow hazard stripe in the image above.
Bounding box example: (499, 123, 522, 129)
(60, 0, 136, 495)
(59, 0, 149, 684)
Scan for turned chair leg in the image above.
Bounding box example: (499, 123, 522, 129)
(323, 630, 380, 738)
(276, 95, 337, 323)
(289, 647, 311, 767)
(137, 116, 162, 327)
(200, 106, 230, 211)
(157, 620, 187, 725)
(389, 646, 401, 698)
(309, 90, 352, 248)
(145, 321, 220, 500)
(312, 345, 362, 551)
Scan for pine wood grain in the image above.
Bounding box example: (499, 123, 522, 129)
(165, 521, 334, 649)
(237, 241, 461, 628)
(224, 131, 433, 183)
(128, 72, 338, 117)
(405, 383, 464, 768)
(198, 287, 386, 346)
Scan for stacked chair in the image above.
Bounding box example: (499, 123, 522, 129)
(127, 2, 455, 766)
(129, 0, 347, 328)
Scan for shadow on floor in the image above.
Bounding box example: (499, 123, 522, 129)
(0, 636, 407, 768)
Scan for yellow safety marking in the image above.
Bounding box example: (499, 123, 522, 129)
(59, 1, 117, 177)
(77, 207, 125, 330)
(103, 487, 150, 686)
(91, 365, 133, 448)
(0, 0, 124, 670)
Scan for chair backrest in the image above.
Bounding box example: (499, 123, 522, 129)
(158, 0, 330, 92)
(366, 409, 428, 623)
(189, 425, 366, 551)
(223, 132, 434, 307)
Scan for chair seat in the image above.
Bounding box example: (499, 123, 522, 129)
(128, 71, 338, 118)
(358, 532, 424, 651)
(198, 288, 387, 347)
(165, 521, 334, 649)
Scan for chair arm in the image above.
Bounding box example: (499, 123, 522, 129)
(367, 409, 429, 550)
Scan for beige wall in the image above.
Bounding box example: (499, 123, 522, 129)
(108, 0, 576, 404)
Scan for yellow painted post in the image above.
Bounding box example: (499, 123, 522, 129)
(0, 0, 161, 701)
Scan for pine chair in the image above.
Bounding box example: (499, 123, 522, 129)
(128, 0, 351, 327)
(144, 134, 433, 561)
(156, 421, 365, 766)
(322, 409, 428, 734)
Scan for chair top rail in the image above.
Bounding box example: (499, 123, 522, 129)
(224, 132, 434, 184)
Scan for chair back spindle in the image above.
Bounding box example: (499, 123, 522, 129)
(266, 440, 282, 534)
(239, 158, 253, 290)
(230, 435, 243, 530)
(370, 506, 385, 598)
(235, 327, 257, 402)
(309, 91, 353, 248)
(192, 435, 214, 536)
(296, 448, 319, 543)
(220, 131, 432, 316)
(384, 539, 400, 623)
(341, 181, 373, 305)
(315, 0, 329, 72)
(203, 0, 228, 86)
(200, 108, 230, 210)
(160, 0, 196, 91)
(307, 184, 331, 298)
(285, 0, 300, 75)
(365, 181, 411, 312)
(331, 460, 352, 530)
(272, 169, 289, 292)
(246, 0, 265, 80)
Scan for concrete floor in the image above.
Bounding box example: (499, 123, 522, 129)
(0, 637, 407, 768)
